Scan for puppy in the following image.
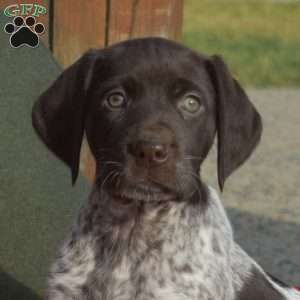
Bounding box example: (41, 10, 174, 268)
(32, 37, 300, 300)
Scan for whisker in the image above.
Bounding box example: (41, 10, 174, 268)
(183, 154, 203, 161)
(99, 170, 117, 196)
(115, 170, 124, 189)
(103, 161, 123, 167)
(177, 164, 200, 180)
(110, 171, 120, 186)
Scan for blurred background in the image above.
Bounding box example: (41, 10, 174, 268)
(0, 0, 299, 299)
(184, 0, 300, 87)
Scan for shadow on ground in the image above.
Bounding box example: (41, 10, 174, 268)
(228, 208, 300, 286)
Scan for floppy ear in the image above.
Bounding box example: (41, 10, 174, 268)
(206, 55, 262, 191)
(32, 50, 98, 185)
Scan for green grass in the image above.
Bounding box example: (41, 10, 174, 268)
(183, 0, 300, 87)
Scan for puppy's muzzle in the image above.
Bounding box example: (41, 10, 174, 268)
(117, 123, 180, 200)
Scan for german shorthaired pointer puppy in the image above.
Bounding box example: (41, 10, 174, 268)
(32, 37, 300, 300)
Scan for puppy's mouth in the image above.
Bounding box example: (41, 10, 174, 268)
(111, 181, 179, 205)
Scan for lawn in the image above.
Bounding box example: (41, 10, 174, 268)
(183, 0, 300, 87)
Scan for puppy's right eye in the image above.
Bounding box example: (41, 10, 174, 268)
(105, 93, 126, 109)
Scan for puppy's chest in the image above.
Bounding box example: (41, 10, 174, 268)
(104, 224, 232, 300)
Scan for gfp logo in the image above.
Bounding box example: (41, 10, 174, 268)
(3, 4, 47, 48)
(4, 3, 47, 17)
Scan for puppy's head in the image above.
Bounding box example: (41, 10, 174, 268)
(32, 38, 262, 203)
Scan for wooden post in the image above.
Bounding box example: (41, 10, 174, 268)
(107, 0, 183, 45)
(52, 0, 107, 66)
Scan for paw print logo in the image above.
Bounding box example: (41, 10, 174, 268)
(4, 16, 45, 48)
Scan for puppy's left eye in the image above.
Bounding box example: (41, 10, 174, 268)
(178, 95, 203, 116)
(106, 93, 126, 109)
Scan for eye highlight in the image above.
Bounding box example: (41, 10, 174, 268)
(178, 94, 204, 117)
(105, 92, 126, 109)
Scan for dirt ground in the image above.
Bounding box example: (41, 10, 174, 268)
(202, 89, 300, 285)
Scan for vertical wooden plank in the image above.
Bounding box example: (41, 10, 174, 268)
(83, 0, 183, 182)
(108, 0, 183, 45)
(52, 0, 106, 67)
(1, 0, 50, 47)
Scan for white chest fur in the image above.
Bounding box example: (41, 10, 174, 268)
(108, 188, 235, 300)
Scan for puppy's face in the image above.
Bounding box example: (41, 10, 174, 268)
(85, 41, 216, 202)
(32, 38, 262, 203)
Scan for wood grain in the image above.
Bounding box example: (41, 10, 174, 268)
(52, 0, 106, 67)
(107, 0, 183, 45)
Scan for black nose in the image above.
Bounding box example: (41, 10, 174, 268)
(129, 141, 169, 166)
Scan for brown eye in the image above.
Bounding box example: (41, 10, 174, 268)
(178, 95, 203, 116)
(106, 93, 126, 109)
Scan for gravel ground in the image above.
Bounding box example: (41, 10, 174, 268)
(202, 89, 300, 286)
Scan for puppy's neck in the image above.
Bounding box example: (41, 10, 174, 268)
(79, 182, 208, 246)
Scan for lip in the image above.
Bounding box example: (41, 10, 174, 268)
(111, 194, 136, 206)
(111, 182, 178, 203)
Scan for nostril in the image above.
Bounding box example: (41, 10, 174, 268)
(128, 142, 169, 165)
(153, 145, 168, 162)
(128, 142, 148, 159)
(138, 149, 146, 159)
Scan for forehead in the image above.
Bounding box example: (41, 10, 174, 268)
(93, 38, 212, 90)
